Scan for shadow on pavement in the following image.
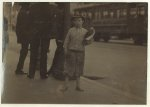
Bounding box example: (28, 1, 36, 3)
(83, 75, 105, 80)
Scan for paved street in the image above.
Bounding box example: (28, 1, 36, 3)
(84, 39, 147, 99)
(1, 31, 147, 104)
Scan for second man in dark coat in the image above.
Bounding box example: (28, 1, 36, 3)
(15, 3, 31, 74)
(27, 3, 58, 79)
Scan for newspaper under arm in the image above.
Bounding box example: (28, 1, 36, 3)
(85, 27, 95, 40)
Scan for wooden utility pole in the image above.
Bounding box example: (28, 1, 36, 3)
(48, 3, 71, 80)
(63, 3, 71, 38)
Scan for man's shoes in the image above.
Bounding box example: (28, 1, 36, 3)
(75, 87, 84, 92)
(27, 75, 34, 79)
(15, 70, 27, 75)
(41, 75, 48, 79)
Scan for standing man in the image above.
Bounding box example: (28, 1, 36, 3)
(15, 3, 31, 75)
(28, 3, 58, 79)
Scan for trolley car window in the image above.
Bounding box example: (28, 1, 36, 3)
(81, 11, 86, 17)
(117, 10, 120, 18)
(98, 10, 101, 19)
(130, 8, 137, 15)
(85, 12, 87, 17)
(75, 11, 80, 15)
(119, 9, 127, 18)
(110, 11, 114, 18)
(94, 11, 99, 21)
(88, 12, 92, 19)
(139, 7, 145, 15)
(122, 9, 127, 16)
(103, 11, 108, 18)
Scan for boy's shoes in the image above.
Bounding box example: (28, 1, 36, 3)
(76, 87, 84, 92)
(15, 70, 27, 75)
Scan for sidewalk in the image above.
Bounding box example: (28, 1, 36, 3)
(1, 34, 145, 104)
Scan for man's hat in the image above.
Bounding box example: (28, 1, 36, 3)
(71, 15, 85, 21)
(18, 2, 30, 6)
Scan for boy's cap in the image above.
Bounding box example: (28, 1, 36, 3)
(71, 15, 85, 21)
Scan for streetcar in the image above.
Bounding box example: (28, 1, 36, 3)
(74, 3, 148, 45)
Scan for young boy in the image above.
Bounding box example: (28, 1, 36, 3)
(61, 15, 95, 92)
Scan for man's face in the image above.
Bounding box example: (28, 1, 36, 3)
(73, 18, 83, 27)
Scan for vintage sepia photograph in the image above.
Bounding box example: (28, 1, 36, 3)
(1, 2, 148, 104)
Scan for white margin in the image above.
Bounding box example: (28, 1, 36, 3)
(0, 0, 149, 107)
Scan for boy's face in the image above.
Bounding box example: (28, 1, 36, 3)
(73, 18, 83, 27)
